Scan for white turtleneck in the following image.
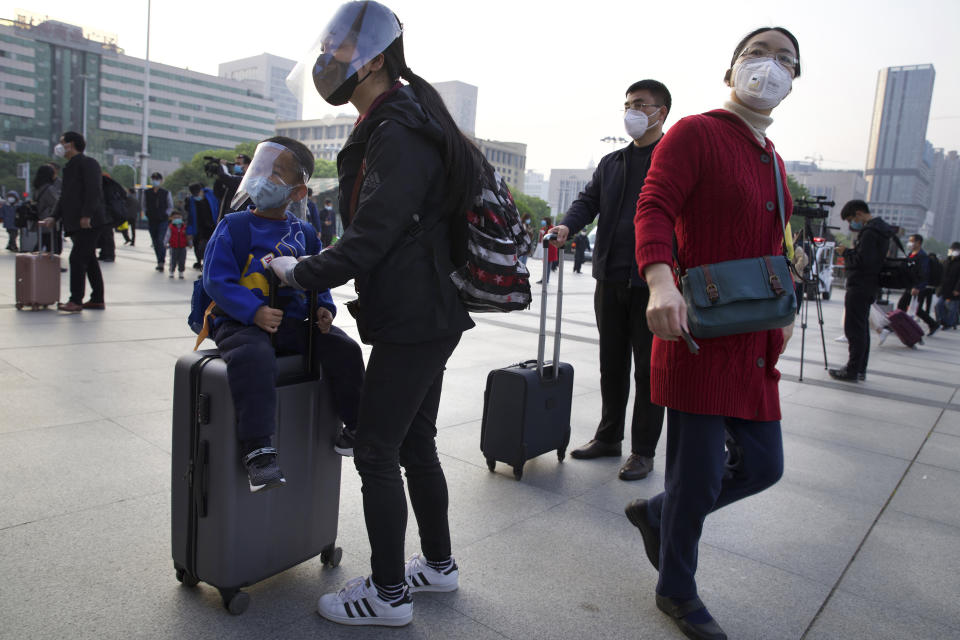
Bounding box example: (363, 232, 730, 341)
(722, 100, 773, 146)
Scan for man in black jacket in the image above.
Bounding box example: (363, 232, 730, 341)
(144, 172, 173, 271)
(549, 79, 671, 481)
(43, 131, 107, 312)
(829, 200, 895, 381)
(895, 234, 938, 336)
(936, 242, 960, 329)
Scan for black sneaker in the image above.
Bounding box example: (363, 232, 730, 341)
(243, 447, 286, 492)
(334, 427, 356, 457)
(828, 367, 858, 382)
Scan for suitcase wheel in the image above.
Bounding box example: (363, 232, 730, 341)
(557, 448, 566, 462)
(175, 566, 199, 588)
(513, 465, 523, 481)
(219, 588, 250, 615)
(320, 544, 343, 568)
(485, 457, 496, 472)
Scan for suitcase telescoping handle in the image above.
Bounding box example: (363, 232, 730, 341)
(265, 269, 318, 378)
(537, 233, 564, 381)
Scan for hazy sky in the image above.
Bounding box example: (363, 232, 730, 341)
(8, 0, 960, 175)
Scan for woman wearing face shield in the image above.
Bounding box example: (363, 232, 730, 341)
(270, 1, 478, 627)
(627, 28, 801, 640)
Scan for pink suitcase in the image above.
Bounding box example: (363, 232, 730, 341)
(15, 241, 60, 310)
(886, 309, 924, 347)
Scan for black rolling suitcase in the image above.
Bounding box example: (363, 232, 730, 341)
(480, 234, 573, 480)
(171, 291, 343, 614)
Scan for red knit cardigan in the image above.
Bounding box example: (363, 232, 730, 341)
(635, 109, 793, 422)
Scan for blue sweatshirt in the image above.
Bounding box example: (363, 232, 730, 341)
(202, 208, 336, 326)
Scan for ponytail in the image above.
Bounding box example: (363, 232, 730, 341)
(383, 37, 482, 220)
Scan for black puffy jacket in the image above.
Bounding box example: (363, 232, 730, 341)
(53, 153, 106, 234)
(844, 216, 896, 293)
(293, 86, 474, 344)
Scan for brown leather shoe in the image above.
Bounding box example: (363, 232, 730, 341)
(619, 454, 654, 481)
(570, 439, 621, 459)
(57, 301, 83, 313)
(82, 301, 106, 309)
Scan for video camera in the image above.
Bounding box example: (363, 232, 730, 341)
(202, 156, 231, 179)
(793, 195, 835, 219)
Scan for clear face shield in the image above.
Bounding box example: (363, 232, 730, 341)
(231, 141, 309, 219)
(286, 1, 402, 104)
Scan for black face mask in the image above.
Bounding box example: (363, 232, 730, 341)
(314, 53, 372, 106)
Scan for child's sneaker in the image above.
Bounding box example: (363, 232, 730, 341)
(242, 447, 286, 492)
(403, 553, 459, 592)
(334, 427, 356, 457)
(168, 272, 174, 278)
(178, 272, 184, 279)
(317, 576, 412, 627)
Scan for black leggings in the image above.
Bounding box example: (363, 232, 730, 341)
(354, 334, 461, 586)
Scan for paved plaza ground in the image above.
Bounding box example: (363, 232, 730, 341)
(1, 240, 958, 639)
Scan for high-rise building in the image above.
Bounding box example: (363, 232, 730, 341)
(477, 139, 526, 192)
(275, 114, 355, 162)
(930, 149, 960, 243)
(548, 168, 594, 218)
(523, 170, 550, 202)
(219, 53, 301, 122)
(864, 64, 936, 234)
(0, 14, 277, 177)
(433, 80, 477, 136)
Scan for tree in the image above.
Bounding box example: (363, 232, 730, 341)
(510, 189, 550, 227)
(108, 165, 135, 189)
(314, 157, 337, 178)
(164, 148, 236, 198)
(0, 150, 59, 197)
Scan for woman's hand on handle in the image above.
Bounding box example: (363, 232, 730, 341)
(549, 225, 569, 247)
(644, 263, 688, 341)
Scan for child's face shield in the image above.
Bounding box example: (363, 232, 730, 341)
(286, 0, 401, 102)
(232, 141, 309, 220)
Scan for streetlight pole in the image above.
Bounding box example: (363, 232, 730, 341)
(139, 0, 152, 192)
(80, 73, 95, 140)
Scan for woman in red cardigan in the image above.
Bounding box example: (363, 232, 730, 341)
(627, 27, 800, 640)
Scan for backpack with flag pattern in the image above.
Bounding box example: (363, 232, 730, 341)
(447, 163, 532, 312)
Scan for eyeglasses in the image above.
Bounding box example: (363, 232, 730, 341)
(624, 101, 662, 112)
(738, 46, 798, 71)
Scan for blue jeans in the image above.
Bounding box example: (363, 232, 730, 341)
(646, 409, 784, 600)
(936, 298, 959, 328)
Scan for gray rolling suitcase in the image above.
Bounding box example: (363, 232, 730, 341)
(171, 293, 343, 614)
(480, 235, 573, 480)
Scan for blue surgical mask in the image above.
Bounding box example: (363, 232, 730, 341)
(172, 218, 183, 226)
(246, 175, 294, 210)
(849, 221, 863, 231)
(193, 195, 204, 201)
(233, 165, 244, 175)
(151, 179, 161, 187)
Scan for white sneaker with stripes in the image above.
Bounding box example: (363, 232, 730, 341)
(404, 553, 459, 593)
(317, 576, 412, 627)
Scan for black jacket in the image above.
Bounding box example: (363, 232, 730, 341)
(559, 140, 659, 280)
(940, 256, 960, 300)
(293, 86, 474, 344)
(53, 153, 105, 234)
(844, 216, 896, 293)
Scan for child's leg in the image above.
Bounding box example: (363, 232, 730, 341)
(276, 322, 364, 433)
(214, 320, 279, 453)
(177, 247, 187, 273)
(168, 248, 175, 274)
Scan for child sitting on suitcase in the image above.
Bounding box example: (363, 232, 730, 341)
(164, 211, 191, 279)
(203, 136, 363, 492)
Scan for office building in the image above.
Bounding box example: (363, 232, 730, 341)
(864, 64, 936, 234)
(548, 167, 594, 218)
(788, 165, 868, 231)
(477, 139, 526, 192)
(433, 80, 477, 136)
(523, 170, 550, 202)
(930, 149, 960, 243)
(219, 53, 301, 122)
(275, 114, 355, 162)
(0, 13, 277, 177)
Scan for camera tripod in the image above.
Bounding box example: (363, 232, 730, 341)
(796, 220, 829, 382)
